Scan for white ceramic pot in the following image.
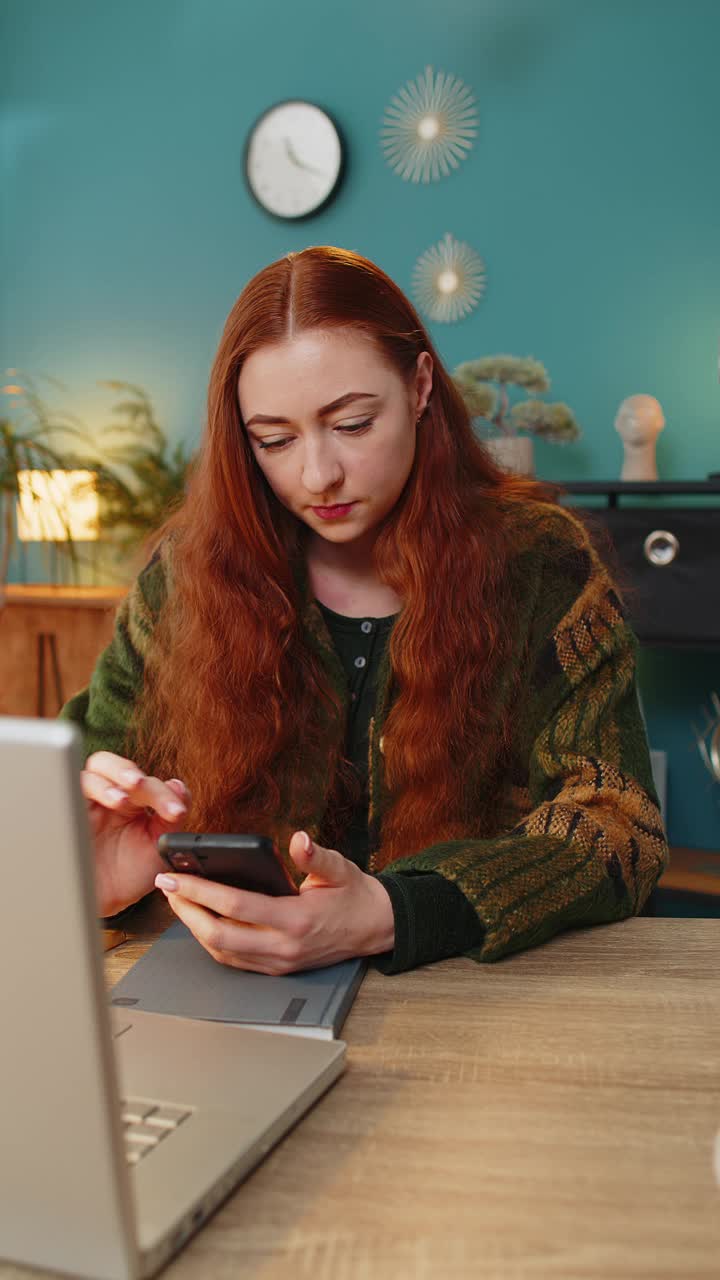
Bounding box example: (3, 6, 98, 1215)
(484, 435, 535, 476)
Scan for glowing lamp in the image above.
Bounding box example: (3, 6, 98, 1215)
(16, 470, 99, 542)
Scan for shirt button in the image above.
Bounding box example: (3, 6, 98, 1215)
(354, 656, 366, 669)
(350, 692, 358, 701)
(361, 620, 373, 634)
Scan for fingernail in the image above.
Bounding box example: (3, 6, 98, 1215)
(300, 831, 311, 855)
(122, 770, 143, 788)
(155, 874, 178, 892)
(166, 802, 185, 817)
(107, 787, 128, 804)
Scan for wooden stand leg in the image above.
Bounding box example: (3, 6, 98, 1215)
(36, 632, 65, 717)
(48, 632, 64, 711)
(36, 634, 45, 717)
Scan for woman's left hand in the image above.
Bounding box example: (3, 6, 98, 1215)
(153, 831, 395, 973)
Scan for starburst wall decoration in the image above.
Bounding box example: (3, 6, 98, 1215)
(411, 233, 486, 324)
(380, 66, 479, 183)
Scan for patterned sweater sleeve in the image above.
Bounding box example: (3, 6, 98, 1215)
(59, 552, 167, 760)
(379, 511, 669, 964)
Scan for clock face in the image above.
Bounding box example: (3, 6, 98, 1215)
(245, 100, 344, 220)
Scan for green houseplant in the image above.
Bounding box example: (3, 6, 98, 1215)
(0, 373, 99, 589)
(1, 374, 195, 589)
(92, 381, 195, 565)
(452, 354, 581, 476)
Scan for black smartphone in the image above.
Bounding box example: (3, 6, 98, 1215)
(157, 832, 299, 896)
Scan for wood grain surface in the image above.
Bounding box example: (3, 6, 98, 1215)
(0, 586, 126, 716)
(660, 847, 720, 898)
(3, 907, 719, 1280)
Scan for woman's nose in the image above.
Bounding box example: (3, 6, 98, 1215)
(302, 444, 344, 496)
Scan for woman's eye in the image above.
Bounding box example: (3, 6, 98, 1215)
(337, 418, 374, 434)
(257, 437, 291, 451)
(256, 417, 374, 452)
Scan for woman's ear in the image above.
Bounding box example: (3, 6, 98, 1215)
(414, 351, 434, 420)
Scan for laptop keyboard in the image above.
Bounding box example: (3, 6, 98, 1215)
(121, 1098, 193, 1165)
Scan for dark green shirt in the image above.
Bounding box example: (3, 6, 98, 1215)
(316, 600, 485, 972)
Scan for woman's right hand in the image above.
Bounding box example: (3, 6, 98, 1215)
(80, 751, 191, 918)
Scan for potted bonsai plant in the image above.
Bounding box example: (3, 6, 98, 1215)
(452, 354, 581, 476)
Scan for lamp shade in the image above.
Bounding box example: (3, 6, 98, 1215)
(16, 470, 99, 542)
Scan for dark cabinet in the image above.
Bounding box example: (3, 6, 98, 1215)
(562, 481, 720, 648)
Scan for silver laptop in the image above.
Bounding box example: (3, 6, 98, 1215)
(0, 717, 345, 1280)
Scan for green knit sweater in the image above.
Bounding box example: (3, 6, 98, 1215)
(60, 500, 668, 965)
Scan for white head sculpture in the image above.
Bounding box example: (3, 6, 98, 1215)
(614, 394, 665, 481)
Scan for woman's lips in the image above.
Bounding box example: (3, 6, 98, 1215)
(311, 502, 357, 520)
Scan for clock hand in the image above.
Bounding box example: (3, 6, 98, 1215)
(283, 137, 327, 179)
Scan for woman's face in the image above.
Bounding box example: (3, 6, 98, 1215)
(237, 328, 433, 547)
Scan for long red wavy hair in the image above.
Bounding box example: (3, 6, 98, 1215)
(135, 246, 558, 862)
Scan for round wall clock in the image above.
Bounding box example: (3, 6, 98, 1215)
(244, 100, 345, 220)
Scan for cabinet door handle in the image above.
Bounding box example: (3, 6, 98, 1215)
(643, 529, 679, 566)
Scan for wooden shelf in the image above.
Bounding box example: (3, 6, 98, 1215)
(562, 480, 720, 495)
(660, 847, 720, 897)
(560, 479, 720, 510)
(2, 584, 126, 609)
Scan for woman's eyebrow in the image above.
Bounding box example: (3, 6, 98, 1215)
(244, 391, 380, 429)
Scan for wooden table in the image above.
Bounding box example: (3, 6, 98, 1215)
(6, 908, 720, 1280)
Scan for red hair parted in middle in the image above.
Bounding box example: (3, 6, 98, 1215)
(135, 246, 558, 866)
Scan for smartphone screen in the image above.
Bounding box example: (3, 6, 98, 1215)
(157, 833, 299, 896)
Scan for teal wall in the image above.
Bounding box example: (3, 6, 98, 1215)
(2, 0, 719, 850)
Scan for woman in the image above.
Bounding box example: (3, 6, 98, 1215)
(62, 245, 668, 975)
